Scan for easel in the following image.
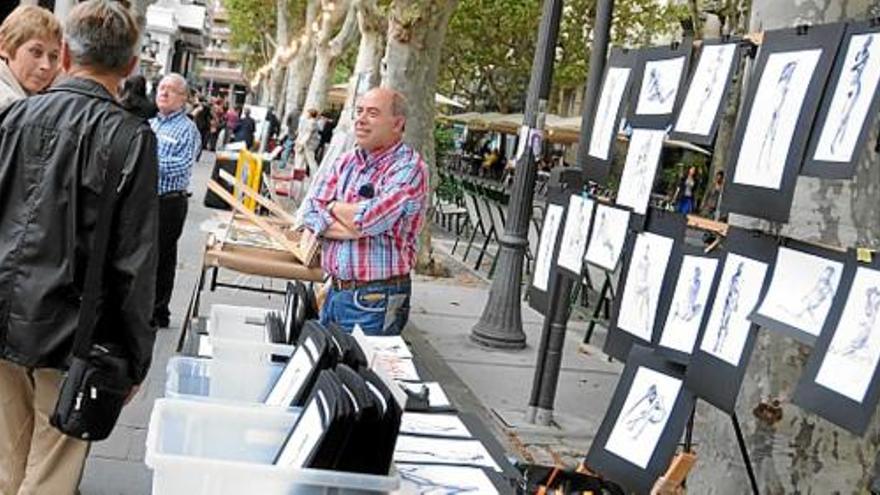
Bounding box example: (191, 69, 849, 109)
(582, 272, 615, 345)
(680, 405, 760, 494)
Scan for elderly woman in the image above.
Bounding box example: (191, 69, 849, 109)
(0, 5, 62, 110)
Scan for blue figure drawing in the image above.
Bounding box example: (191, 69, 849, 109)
(623, 384, 667, 439)
(689, 47, 726, 130)
(789, 265, 837, 323)
(673, 265, 704, 322)
(713, 261, 744, 354)
(830, 35, 873, 155)
(838, 286, 880, 357)
(399, 467, 485, 495)
(645, 67, 677, 105)
(756, 60, 799, 171)
(632, 241, 653, 335)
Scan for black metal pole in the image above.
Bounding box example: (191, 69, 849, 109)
(526, 0, 616, 426)
(732, 413, 760, 495)
(469, 0, 565, 349)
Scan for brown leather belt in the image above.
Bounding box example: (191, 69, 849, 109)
(332, 274, 411, 291)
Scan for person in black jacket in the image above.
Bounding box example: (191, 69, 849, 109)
(119, 73, 157, 119)
(0, 2, 158, 493)
(233, 106, 256, 149)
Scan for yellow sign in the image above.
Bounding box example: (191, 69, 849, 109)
(235, 149, 263, 212)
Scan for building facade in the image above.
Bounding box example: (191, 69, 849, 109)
(198, 0, 247, 106)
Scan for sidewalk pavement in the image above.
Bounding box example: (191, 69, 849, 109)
(78, 152, 623, 494)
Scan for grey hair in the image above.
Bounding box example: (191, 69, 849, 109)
(64, 0, 140, 74)
(161, 72, 188, 94)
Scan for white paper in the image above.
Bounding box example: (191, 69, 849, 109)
(589, 67, 631, 160)
(197, 334, 213, 357)
(617, 232, 675, 341)
(394, 435, 500, 471)
(365, 335, 413, 359)
(674, 43, 738, 136)
(275, 392, 326, 467)
(401, 413, 473, 438)
(755, 247, 843, 337)
(659, 256, 720, 354)
(734, 49, 822, 189)
(815, 267, 880, 402)
(374, 354, 420, 382)
(264, 336, 317, 406)
(398, 464, 499, 495)
(636, 56, 686, 115)
(605, 366, 682, 469)
(617, 128, 665, 215)
(814, 33, 880, 163)
(533, 204, 565, 291)
(699, 253, 769, 366)
(584, 204, 630, 272)
(557, 195, 595, 274)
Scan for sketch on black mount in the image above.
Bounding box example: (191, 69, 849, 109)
(636, 57, 685, 116)
(617, 232, 674, 341)
(756, 61, 798, 172)
(831, 35, 872, 154)
(713, 261, 744, 354)
(646, 67, 676, 104)
(783, 265, 838, 323)
(590, 67, 631, 160)
(398, 465, 497, 495)
(617, 129, 664, 214)
(836, 286, 880, 357)
(585, 205, 629, 272)
(633, 243, 653, 335)
(594, 210, 616, 261)
(690, 48, 725, 129)
(673, 266, 703, 322)
(622, 384, 667, 439)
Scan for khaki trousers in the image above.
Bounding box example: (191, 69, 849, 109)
(0, 359, 89, 495)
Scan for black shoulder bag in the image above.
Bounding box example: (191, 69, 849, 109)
(50, 121, 141, 441)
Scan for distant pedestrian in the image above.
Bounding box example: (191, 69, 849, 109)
(233, 106, 256, 149)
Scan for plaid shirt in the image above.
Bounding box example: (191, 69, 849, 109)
(150, 109, 201, 194)
(303, 141, 428, 281)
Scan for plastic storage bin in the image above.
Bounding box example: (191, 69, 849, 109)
(145, 399, 399, 494)
(207, 304, 295, 363)
(165, 356, 284, 403)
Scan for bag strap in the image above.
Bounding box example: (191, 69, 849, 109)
(71, 119, 142, 358)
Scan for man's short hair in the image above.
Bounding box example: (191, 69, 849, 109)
(64, 0, 140, 74)
(0, 5, 62, 57)
(162, 72, 188, 94)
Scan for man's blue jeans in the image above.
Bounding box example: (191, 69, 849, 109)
(320, 280, 411, 336)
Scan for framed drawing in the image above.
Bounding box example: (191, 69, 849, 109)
(531, 203, 565, 293)
(685, 227, 777, 413)
(721, 23, 845, 222)
(750, 242, 846, 345)
(628, 41, 693, 128)
(804, 21, 880, 178)
(656, 247, 723, 365)
(586, 345, 695, 494)
(584, 203, 631, 272)
(670, 39, 743, 145)
(556, 194, 596, 279)
(604, 209, 686, 361)
(616, 128, 666, 216)
(794, 254, 880, 435)
(585, 48, 639, 184)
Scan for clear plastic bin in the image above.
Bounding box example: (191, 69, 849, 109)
(145, 399, 399, 494)
(165, 356, 284, 403)
(207, 304, 295, 363)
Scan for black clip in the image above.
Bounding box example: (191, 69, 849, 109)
(870, 16, 880, 28)
(795, 24, 810, 35)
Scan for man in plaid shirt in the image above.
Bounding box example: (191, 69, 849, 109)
(149, 73, 200, 328)
(302, 87, 428, 335)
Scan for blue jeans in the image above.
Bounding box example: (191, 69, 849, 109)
(320, 281, 411, 336)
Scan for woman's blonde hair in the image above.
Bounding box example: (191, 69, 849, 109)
(0, 6, 62, 58)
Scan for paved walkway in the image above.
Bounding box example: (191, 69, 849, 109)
(78, 152, 623, 493)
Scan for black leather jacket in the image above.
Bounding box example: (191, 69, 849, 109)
(0, 77, 159, 383)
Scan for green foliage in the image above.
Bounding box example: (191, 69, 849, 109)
(439, 0, 686, 113)
(222, 0, 277, 78)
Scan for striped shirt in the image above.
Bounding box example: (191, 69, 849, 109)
(150, 109, 201, 195)
(302, 141, 428, 281)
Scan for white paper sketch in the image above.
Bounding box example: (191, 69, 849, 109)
(533, 204, 565, 291)
(636, 56, 687, 115)
(265, 336, 318, 406)
(675, 43, 737, 136)
(398, 464, 499, 495)
(605, 366, 682, 469)
(617, 129, 665, 215)
(557, 195, 595, 274)
(814, 33, 880, 163)
(374, 354, 420, 382)
(617, 232, 675, 341)
(699, 253, 769, 366)
(755, 247, 843, 337)
(659, 256, 720, 354)
(589, 67, 632, 160)
(365, 335, 413, 359)
(401, 413, 473, 438)
(584, 204, 630, 272)
(815, 267, 880, 402)
(394, 436, 501, 471)
(734, 49, 822, 189)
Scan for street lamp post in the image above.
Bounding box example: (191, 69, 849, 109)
(526, 0, 615, 426)
(469, 0, 565, 349)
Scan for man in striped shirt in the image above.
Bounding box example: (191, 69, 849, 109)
(302, 87, 428, 336)
(149, 73, 200, 328)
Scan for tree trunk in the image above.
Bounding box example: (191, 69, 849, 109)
(284, 0, 321, 128)
(691, 1, 880, 493)
(301, 0, 359, 113)
(271, 0, 291, 111)
(382, 0, 459, 275)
